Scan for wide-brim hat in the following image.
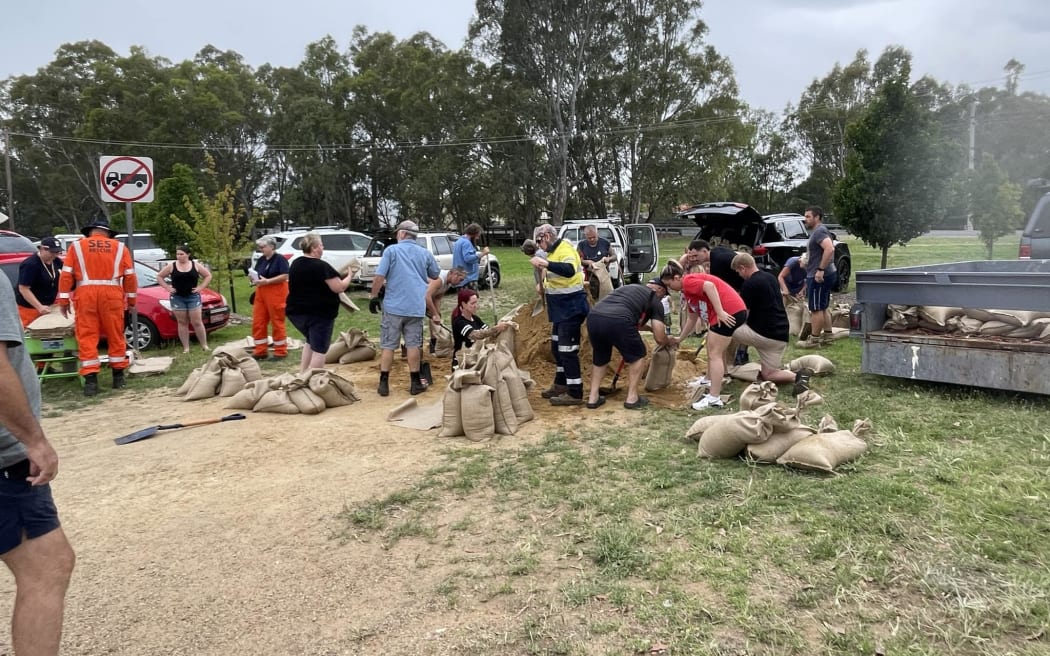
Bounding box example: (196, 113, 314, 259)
(81, 219, 117, 237)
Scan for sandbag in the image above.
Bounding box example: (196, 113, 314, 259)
(817, 415, 839, 433)
(287, 387, 327, 415)
(698, 405, 775, 459)
(226, 378, 275, 409)
(438, 384, 465, 438)
(787, 354, 835, 374)
(918, 306, 963, 327)
(495, 321, 518, 356)
(794, 389, 824, 409)
(686, 410, 749, 443)
(502, 369, 534, 424)
(308, 370, 357, 408)
(726, 362, 762, 382)
(480, 344, 514, 388)
(339, 345, 377, 364)
(460, 385, 495, 442)
(184, 367, 223, 401)
(450, 369, 483, 391)
(235, 355, 263, 383)
(978, 320, 1015, 336)
(434, 324, 454, 359)
(176, 366, 204, 396)
(644, 344, 676, 391)
(219, 368, 248, 397)
(492, 379, 520, 436)
(325, 335, 352, 363)
(739, 381, 778, 411)
(589, 261, 614, 301)
(253, 389, 301, 414)
(777, 430, 868, 472)
(747, 426, 816, 463)
(883, 305, 919, 330)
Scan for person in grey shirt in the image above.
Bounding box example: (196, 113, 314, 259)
(803, 205, 838, 346)
(0, 274, 75, 656)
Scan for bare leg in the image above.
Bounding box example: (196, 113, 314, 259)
(406, 347, 421, 373)
(188, 307, 209, 350)
(1, 527, 75, 656)
(587, 363, 607, 404)
(174, 310, 190, 352)
(379, 348, 394, 373)
(299, 345, 314, 373)
(624, 358, 648, 404)
(706, 333, 732, 397)
(305, 349, 326, 371)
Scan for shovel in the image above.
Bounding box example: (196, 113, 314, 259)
(114, 413, 247, 445)
(599, 360, 626, 395)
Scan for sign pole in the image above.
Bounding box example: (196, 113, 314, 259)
(125, 201, 139, 355)
(3, 128, 13, 230)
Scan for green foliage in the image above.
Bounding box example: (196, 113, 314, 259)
(832, 57, 957, 268)
(145, 164, 203, 256)
(968, 154, 1025, 258)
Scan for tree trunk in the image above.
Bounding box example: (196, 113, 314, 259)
(880, 246, 889, 269)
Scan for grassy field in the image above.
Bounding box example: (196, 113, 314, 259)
(39, 233, 1050, 654)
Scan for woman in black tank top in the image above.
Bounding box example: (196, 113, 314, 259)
(157, 245, 213, 353)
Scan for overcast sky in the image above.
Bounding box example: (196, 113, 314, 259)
(2, 0, 1047, 112)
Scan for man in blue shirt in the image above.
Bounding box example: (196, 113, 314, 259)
(370, 221, 441, 396)
(452, 223, 489, 289)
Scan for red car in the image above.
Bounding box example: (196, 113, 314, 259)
(0, 236, 230, 350)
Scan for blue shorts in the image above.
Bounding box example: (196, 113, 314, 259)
(170, 293, 202, 311)
(380, 314, 424, 350)
(806, 271, 837, 312)
(0, 463, 62, 555)
(288, 314, 335, 354)
(587, 314, 646, 366)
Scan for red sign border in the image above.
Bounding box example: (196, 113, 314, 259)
(100, 156, 154, 203)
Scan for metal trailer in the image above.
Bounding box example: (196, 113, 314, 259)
(854, 260, 1050, 395)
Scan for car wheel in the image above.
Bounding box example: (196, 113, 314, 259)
(482, 264, 501, 289)
(125, 316, 160, 351)
(834, 257, 851, 293)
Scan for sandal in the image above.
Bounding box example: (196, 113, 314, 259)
(623, 396, 650, 410)
(586, 396, 606, 409)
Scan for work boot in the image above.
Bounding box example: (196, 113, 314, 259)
(540, 383, 568, 399)
(410, 379, 427, 396)
(112, 369, 126, 390)
(377, 377, 389, 397)
(83, 373, 98, 397)
(429, 337, 437, 355)
(793, 367, 814, 397)
(549, 393, 583, 406)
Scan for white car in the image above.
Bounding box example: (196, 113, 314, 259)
(556, 220, 659, 286)
(353, 232, 501, 288)
(115, 233, 167, 267)
(250, 228, 372, 274)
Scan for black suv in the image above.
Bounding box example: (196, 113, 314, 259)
(678, 202, 852, 292)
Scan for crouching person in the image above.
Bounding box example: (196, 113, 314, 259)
(585, 279, 677, 410)
(731, 253, 813, 395)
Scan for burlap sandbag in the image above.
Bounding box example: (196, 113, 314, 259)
(287, 387, 327, 415)
(919, 306, 963, 327)
(777, 430, 868, 472)
(307, 370, 358, 408)
(644, 344, 676, 391)
(794, 389, 824, 409)
(883, 304, 919, 330)
(434, 324, 454, 359)
(785, 296, 805, 337)
(176, 366, 204, 396)
(495, 321, 518, 356)
(589, 262, 614, 301)
(253, 389, 301, 414)
(502, 369, 534, 424)
(747, 425, 817, 463)
(726, 362, 762, 382)
(1007, 324, 1044, 339)
(739, 381, 778, 411)
(817, 415, 839, 433)
(339, 345, 377, 364)
(461, 384, 495, 442)
(235, 355, 263, 383)
(951, 316, 984, 334)
(438, 384, 465, 438)
(698, 405, 776, 458)
(788, 354, 835, 374)
(219, 367, 247, 397)
(686, 411, 749, 442)
(226, 378, 275, 410)
(492, 379, 520, 436)
(325, 333, 352, 363)
(450, 369, 483, 391)
(481, 344, 515, 388)
(184, 367, 223, 401)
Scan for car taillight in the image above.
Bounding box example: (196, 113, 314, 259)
(283, 253, 293, 260)
(752, 245, 768, 256)
(1019, 238, 1031, 259)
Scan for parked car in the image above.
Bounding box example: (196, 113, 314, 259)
(0, 230, 38, 287)
(1019, 192, 1050, 259)
(125, 261, 230, 350)
(250, 228, 372, 274)
(353, 232, 501, 288)
(678, 202, 852, 292)
(556, 220, 660, 286)
(115, 233, 167, 267)
(53, 234, 83, 254)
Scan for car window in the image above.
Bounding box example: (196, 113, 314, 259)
(290, 237, 304, 250)
(135, 262, 159, 286)
(349, 234, 371, 250)
(1031, 198, 1050, 233)
(1, 262, 20, 287)
(415, 236, 427, 250)
(433, 236, 451, 256)
(322, 234, 353, 250)
(597, 228, 615, 242)
(122, 235, 159, 250)
(778, 220, 808, 240)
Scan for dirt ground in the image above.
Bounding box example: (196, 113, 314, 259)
(0, 302, 708, 655)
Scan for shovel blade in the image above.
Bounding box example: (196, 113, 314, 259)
(114, 426, 160, 445)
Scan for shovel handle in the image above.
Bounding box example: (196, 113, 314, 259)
(171, 413, 247, 430)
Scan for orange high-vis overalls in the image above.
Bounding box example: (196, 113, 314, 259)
(58, 237, 137, 376)
(252, 277, 289, 357)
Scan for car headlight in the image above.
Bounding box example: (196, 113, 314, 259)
(159, 299, 172, 311)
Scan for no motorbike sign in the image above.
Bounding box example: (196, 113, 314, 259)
(99, 156, 154, 203)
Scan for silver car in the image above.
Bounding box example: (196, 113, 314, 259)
(1019, 193, 1050, 259)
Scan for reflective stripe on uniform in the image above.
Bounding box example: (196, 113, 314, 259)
(253, 339, 269, 345)
(565, 377, 583, 385)
(80, 358, 100, 367)
(61, 266, 73, 273)
(272, 339, 286, 346)
(546, 284, 584, 295)
(79, 280, 120, 286)
(558, 344, 580, 353)
(109, 356, 127, 363)
(58, 292, 71, 299)
(112, 243, 126, 280)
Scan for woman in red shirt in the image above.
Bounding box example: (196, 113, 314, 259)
(660, 260, 748, 410)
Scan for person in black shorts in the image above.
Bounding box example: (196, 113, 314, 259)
(285, 233, 355, 373)
(585, 279, 676, 410)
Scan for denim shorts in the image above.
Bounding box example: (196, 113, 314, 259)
(170, 292, 202, 311)
(0, 464, 62, 555)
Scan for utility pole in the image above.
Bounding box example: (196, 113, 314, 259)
(966, 100, 978, 231)
(3, 128, 13, 231)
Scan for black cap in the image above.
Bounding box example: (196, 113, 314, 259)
(39, 237, 62, 252)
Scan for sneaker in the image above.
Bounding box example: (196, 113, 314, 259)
(623, 396, 650, 410)
(83, 373, 98, 397)
(691, 394, 724, 411)
(112, 369, 126, 390)
(549, 393, 584, 406)
(585, 396, 606, 409)
(540, 384, 568, 399)
(793, 367, 814, 397)
(410, 380, 427, 396)
(377, 378, 389, 397)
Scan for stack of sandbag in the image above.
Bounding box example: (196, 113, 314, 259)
(885, 305, 1050, 341)
(226, 368, 359, 414)
(438, 342, 533, 441)
(25, 310, 76, 339)
(176, 349, 264, 401)
(324, 328, 378, 364)
(644, 343, 676, 391)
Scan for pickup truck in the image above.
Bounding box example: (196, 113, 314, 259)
(353, 232, 501, 288)
(556, 220, 659, 286)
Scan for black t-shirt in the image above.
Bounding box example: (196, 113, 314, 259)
(590, 284, 665, 326)
(452, 313, 487, 354)
(170, 261, 200, 297)
(286, 257, 341, 319)
(709, 246, 745, 291)
(16, 254, 62, 308)
(740, 270, 789, 342)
